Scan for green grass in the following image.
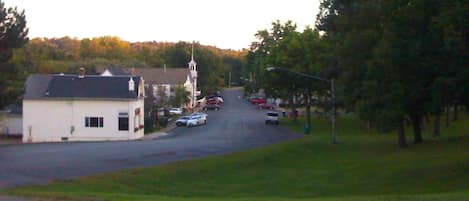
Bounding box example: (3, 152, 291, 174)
(4, 115, 469, 201)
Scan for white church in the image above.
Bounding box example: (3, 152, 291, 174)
(99, 45, 200, 110)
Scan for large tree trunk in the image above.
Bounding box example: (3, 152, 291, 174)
(453, 103, 458, 121)
(410, 114, 423, 144)
(305, 91, 311, 134)
(433, 110, 441, 137)
(398, 118, 408, 148)
(366, 121, 372, 134)
(289, 94, 297, 121)
(421, 114, 430, 131)
(445, 106, 450, 128)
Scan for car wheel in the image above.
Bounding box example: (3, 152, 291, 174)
(204, 120, 207, 125)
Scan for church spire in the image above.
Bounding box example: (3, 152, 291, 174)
(188, 41, 197, 71)
(191, 42, 194, 61)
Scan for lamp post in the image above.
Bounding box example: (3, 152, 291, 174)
(266, 67, 337, 144)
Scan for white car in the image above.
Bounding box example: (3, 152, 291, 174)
(175, 116, 191, 126)
(169, 108, 183, 115)
(265, 112, 280, 125)
(186, 115, 206, 127)
(191, 112, 208, 122)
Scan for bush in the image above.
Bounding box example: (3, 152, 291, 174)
(144, 117, 155, 134)
(158, 117, 169, 127)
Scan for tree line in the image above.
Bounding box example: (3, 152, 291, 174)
(0, 5, 247, 109)
(11, 37, 246, 95)
(245, 0, 468, 147)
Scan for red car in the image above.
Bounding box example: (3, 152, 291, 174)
(250, 97, 266, 105)
(258, 103, 275, 110)
(207, 98, 222, 105)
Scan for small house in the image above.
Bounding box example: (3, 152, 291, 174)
(22, 69, 145, 143)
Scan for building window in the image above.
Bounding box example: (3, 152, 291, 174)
(118, 112, 129, 131)
(85, 117, 104, 128)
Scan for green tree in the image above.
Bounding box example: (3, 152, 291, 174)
(316, 0, 468, 147)
(171, 85, 190, 108)
(0, 0, 28, 108)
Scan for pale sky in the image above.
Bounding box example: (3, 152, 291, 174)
(5, 0, 320, 50)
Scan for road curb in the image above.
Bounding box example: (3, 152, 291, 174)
(143, 121, 177, 140)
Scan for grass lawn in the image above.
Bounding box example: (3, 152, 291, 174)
(3, 114, 469, 201)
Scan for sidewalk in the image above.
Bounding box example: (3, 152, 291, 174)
(143, 107, 204, 140)
(0, 195, 30, 201)
(143, 121, 177, 140)
(0, 138, 22, 146)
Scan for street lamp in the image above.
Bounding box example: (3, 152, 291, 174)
(266, 66, 337, 144)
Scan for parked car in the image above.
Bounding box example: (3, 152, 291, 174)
(186, 115, 206, 127)
(203, 103, 220, 111)
(207, 97, 222, 105)
(250, 97, 266, 105)
(175, 116, 191, 126)
(265, 112, 280, 125)
(258, 103, 275, 110)
(191, 112, 208, 122)
(169, 108, 183, 115)
(208, 96, 224, 103)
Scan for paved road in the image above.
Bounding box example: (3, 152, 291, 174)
(0, 88, 300, 189)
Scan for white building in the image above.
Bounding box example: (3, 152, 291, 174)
(98, 46, 200, 109)
(22, 69, 145, 143)
(0, 104, 22, 136)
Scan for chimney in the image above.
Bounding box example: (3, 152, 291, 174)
(128, 77, 135, 91)
(78, 67, 85, 78)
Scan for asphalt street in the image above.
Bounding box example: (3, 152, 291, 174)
(0, 88, 301, 189)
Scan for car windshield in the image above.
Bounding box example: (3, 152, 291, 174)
(267, 112, 279, 117)
(180, 116, 190, 120)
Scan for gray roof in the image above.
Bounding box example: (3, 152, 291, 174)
(132, 68, 189, 85)
(96, 67, 130, 76)
(24, 74, 141, 100)
(96, 67, 190, 85)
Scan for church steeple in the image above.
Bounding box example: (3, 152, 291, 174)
(191, 42, 194, 61)
(188, 42, 197, 71)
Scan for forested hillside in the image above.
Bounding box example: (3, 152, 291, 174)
(10, 36, 246, 99)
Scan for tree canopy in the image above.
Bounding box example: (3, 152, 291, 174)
(0, 0, 28, 108)
(245, 0, 468, 147)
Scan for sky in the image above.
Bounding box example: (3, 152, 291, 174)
(5, 0, 320, 50)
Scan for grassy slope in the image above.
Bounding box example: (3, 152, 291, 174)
(4, 115, 469, 201)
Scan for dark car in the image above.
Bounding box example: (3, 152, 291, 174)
(203, 104, 220, 111)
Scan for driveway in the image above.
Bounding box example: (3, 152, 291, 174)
(0, 88, 301, 189)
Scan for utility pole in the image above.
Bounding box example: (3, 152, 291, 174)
(228, 71, 232, 88)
